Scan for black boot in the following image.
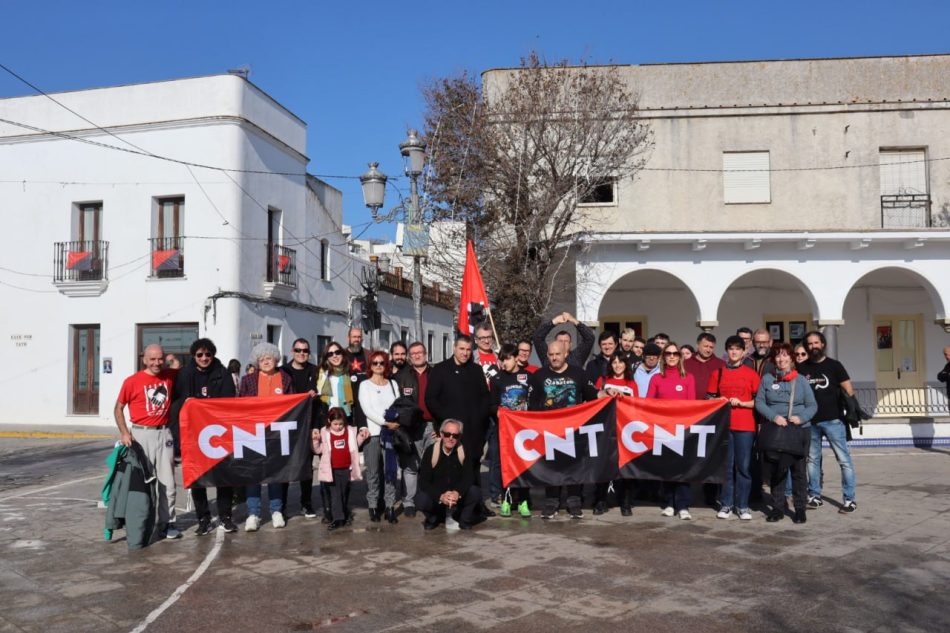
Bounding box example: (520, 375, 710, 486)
(321, 509, 332, 524)
(386, 507, 398, 524)
(620, 505, 632, 517)
(368, 508, 381, 522)
(766, 509, 785, 523)
(793, 508, 807, 524)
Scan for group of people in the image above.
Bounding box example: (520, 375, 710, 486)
(113, 316, 861, 542)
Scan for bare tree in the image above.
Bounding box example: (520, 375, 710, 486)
(421, 52, 653, 340)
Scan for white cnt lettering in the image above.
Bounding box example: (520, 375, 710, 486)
(653, 424, 685, 456)
(198, 424, 228, 459)
(233, 423, 267, 458)
(544, 427, 576, 460)
(514, 429, 541, 461)
(689, 425, 716, 458)
(577, 424, 604, 457)
(270, 421, 298, 455)
(621, 420, 649, 453)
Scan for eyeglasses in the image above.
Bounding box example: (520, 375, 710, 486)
(664, 351, 681, 357)
(293, 348, 310, 354)
(441, 431, 461, 439)
(517, 348, 531, 354)
(476, 335, 493, 341)
(371, 360, 386, 366)
(795, 352, 808, 358)
(195, 352, 212, 359)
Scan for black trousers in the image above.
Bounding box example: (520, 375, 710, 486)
(594, 480, 632, 507)
(544, 485, 582, 513)
(192, 486, 234, 522)
(326, 468, 351, 522)
(762, 453, 808, 512)
(415, 485, 482, 525)
(281, 478, 314, 512)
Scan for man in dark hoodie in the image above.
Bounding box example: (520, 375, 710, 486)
(170, 338, 237, 535)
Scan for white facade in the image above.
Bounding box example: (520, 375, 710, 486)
(0, 75, 453, 426)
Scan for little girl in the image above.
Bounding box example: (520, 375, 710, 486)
(313, 407, 368, 530)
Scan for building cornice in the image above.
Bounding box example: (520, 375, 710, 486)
(582, 230, 950, 249)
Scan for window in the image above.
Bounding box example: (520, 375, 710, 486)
(136, 323, 198, 366)
(880, 148, 929, 228)
(723, 152, 770, 204)
(151, 197, 185, 278)
(320, 239, 330, 281)
(442, 333, 449, 361)
(400, 327, 409, 344)
(316, 335, 331, 359)
(58, 202, 105, 282)
(378, 328, 391, 350)
(577, 177, 616, 205)
(427, 331, 434, 362)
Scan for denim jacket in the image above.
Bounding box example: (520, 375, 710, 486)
(755, 373, 817, 428)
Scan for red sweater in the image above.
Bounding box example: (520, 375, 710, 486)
(646, 372, 696, 400)
(707, 364, 761, 432)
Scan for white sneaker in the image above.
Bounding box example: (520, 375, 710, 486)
(679, 509, 692, 520)
(271, 511, 286, 528)
(661, 506, 675, 517)
(445, 516, 460, 531)
(738, 509, 753, 521)
(716, 508, 733, 520)
(245, 515, 260, 532)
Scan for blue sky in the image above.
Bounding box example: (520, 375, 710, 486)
(3, 1, 949, 238)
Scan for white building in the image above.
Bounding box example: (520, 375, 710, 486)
(0, 74, 454, 427)
(484, 55, 950, 429)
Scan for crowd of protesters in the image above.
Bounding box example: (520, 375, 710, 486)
(113, 314, 863, 542)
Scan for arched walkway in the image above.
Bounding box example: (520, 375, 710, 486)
(596, 269, 701, 342)
(714, 268, 820, 344)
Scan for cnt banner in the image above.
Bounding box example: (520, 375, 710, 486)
(180, 394, 313, 489)
(499, 396, 731, 488)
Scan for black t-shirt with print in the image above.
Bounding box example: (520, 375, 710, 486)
(527, 365, 599, 412)
(797, 357, 850, 422)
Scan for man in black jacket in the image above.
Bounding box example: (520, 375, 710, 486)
(532, 312, 595, 368)
(280, 337, 320, 518)
(415, 419, 482, 530)
(394, 341, 435, 518)
(585, 330, 619, 385)
(170, 338, 237, 535)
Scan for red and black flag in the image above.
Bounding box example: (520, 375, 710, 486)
(152, 248, 181, 272)
(66, 250, 93, 271)
(499, 397, 619, 488)
(615, 397, 730, 484)
(458, 240, 490, 336)
(180, 394, 313, 489)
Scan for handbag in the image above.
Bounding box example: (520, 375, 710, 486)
(758, 377, 808, 457)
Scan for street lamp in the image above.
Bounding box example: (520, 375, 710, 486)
(360, 129, 428, 342)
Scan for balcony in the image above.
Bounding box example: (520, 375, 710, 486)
(149, 237, 185, 279)
(881, 194, 932, 228)
(263, 244, 297, 298)
(53, 240, 109, 296)
(378, 265, 455, 310)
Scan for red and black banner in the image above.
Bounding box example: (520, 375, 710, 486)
(499, 396, 729, 487)
(458, 240, 490, 336)
(180, 394, 313, 488)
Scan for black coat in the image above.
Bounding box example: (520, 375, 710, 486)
(170, 358, 236, 427)
(939, 361, 950, 398)
(425, 357, 490, 430)
(393, 364, 430, 441)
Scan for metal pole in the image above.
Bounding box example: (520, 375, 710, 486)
(408, 173, 423, 342)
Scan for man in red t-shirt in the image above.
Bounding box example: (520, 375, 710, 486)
(707, 335, 761, 521)
(114, 344, 180, 539)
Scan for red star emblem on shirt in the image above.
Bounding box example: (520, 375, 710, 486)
(350, 357, 365, 373)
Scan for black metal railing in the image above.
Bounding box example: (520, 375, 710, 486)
(854, 386, 949, 417)
(53, 240, 108, 282)
(881, 194, 931, 228)
(266, 244, 297, 287)
(149, 236, 185, 278)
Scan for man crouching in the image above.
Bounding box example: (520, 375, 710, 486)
(415, 419, 483, 530)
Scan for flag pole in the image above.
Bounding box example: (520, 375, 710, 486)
(486, 306, 501, 352)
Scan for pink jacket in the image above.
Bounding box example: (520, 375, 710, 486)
(313, 426, 365, 483)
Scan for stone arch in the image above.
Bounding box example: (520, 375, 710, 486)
(840, 265, 946, 320)
(596, 268, 703, 341)
(714, 266, 821, 322)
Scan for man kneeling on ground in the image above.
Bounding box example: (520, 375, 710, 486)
(415, 419, 483, 530)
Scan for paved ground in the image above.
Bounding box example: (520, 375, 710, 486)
(0, 432, 948, 633)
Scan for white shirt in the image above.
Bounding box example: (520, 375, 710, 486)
(358, 379, 398, 436)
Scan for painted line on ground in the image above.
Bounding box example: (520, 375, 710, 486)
(0, 474, 104, 501)
(129, 528, 224, 633)
(852, 452, 949, 457)
(0, 431, 112, 439)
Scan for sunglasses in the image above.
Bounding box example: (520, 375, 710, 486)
(293, 348, 310, 354)
(795, 352, 808, 357)
(195, 352, 213, 359)
(664, 351, 681, 357)
(371, 360, 386, 366)
(327, 349, 343, 357)
(441, 431, 461, 439)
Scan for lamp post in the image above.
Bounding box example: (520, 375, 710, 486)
(360, 129, 427, 342)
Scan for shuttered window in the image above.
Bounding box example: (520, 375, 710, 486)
(879, 149, 927, 195)
(723, 151, 770, 204)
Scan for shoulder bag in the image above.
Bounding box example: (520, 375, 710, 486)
(758, 377, 808, 457)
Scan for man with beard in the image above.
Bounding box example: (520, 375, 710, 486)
(171, 338, 238, 534)
(529, 341, 605, 519)
(685, 332, 727, 507)
(748, 329, 776, 375)
(394, 341, 436, 518)
(390, 341, 408, 373)
(797, 331, 857, 513)
(347, 327, 370, 377)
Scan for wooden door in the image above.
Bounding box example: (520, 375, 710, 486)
(72, 325, 100, 414)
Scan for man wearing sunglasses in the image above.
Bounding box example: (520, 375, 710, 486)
(170, 338, 237, 535)
(415, 419, 483, 530)
(280, 338, 320, 518)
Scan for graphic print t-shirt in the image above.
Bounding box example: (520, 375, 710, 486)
(797, 357, 850, 422)
(492, 371, 530, 412)
(118, 369, 177, 426)
(528, 365, 599, 411)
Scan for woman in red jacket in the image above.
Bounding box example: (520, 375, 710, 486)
(647, 342, 697, 520)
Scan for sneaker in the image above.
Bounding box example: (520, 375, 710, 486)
(445, 516, 460, 531)
(219, 517, 238, 533)
(244, 515, 260, 532)
(569, 508, 583, 520)
(164, 524, 182, 539)
(517, 500, 532, 518)
(807, 496, 824, 509)
(661, 506, 675, 517)
(678, 510, 692, 520)
(716, 508, 733, 520)
(592, 501, 607, 515)
(195, 519, 213, 536)
(271, 511, 286, 528)
(839, 500, 857, 514)
(499, 500, 512, 517)
(540, 508, 557, 520)
(738, 509, 752, 521)
(302, 506, 318, 519)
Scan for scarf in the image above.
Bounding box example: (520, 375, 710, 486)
(318, 369, 353, 415)
(777, 369, 799, 382)
(379, 428, 399, 484)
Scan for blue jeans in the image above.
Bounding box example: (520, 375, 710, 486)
(807, 420, 856, 502)
(246, 482, 283, 517)
(720, 430, 754, 511)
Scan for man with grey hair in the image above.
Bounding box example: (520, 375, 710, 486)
(114, 344, 181, 540)
(414, 419, 483, 530)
